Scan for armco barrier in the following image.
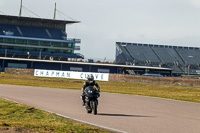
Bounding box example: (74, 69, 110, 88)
(4, 68, 200, 86)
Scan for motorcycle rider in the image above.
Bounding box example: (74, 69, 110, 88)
(81, 74, 100, 106)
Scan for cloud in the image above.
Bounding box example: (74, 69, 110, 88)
(0, 0, 6, 14)
(1, 0, 200, 60)
(0, 0, 6, 6)
(189, 0, 200, 7)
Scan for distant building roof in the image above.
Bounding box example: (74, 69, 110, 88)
(0, 14, 80, 25)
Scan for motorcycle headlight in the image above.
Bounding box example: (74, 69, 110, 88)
(88, 90, 92, 93)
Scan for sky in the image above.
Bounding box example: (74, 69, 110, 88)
(1, 0, 200, 61)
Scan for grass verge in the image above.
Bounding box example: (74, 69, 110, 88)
(0, 98, 108, 133)
(0, 73, 200, 132)
(0, 73, 200, 103)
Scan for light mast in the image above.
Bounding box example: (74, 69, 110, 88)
(19, 0, 23, 17)
(53, 3, 56, 20)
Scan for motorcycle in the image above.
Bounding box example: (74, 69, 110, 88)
(84, 86, 100, 115)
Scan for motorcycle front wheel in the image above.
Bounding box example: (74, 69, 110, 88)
(87, 108, 92, 113)
(92, 100, 97, 115)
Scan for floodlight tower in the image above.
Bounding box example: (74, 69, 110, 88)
(53, 3, 56, 20)
(19, 0, 23, 17)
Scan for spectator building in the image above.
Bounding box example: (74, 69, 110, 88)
(0, 14, 83, 61)
(0, 2, 173, 75)
(116, 42, 200, 76)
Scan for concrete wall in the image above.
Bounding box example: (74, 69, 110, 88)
(5, 68, 34, 76)
(5, 68, 200, 86)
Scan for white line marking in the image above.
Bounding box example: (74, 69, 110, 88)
(0, 96, 126, 133)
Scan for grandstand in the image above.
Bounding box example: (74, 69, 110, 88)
(116, 42, 200, 76)
(0, 14, 173, 75)
(0, 14, 83, 62)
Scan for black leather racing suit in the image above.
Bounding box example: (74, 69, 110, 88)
(81, 80, 100, 105)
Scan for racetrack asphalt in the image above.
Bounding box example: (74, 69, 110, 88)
(0, 84, 200, 133)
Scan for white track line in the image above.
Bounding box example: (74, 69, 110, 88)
(0, 96, 126, 133)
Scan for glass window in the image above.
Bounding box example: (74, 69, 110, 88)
(70, 67, 82, 72)
(40, 41, 50, 46)
(98, 69, 110, 73)
(16, 39, 26, 44)
(5, 38, 15, 43)
(51, 42, 61, 47)
(0, 38, 3, 43)
(29, 40, 39, 45)
(63, 43, 68, 47)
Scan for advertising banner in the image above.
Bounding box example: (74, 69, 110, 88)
(34, 69, 109, 81)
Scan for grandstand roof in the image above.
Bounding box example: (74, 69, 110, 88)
(0, 14, 80, 25)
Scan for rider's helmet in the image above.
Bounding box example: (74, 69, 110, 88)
(87, 74, 94, 83)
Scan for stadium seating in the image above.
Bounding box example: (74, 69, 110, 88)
(47, 28, 65, 40)
(137, 45, 161, 63)
(116, 43, 134, 62)
(126, 44, 146, 62)
(0, 24, 21, 36)
(188, 49, 200, 63)
(167, 48, 185, 65)
(19, 26, 49, 39)
(0, 24, 66, 40)
(152, 47, 176, 63)
(116, 42, 200, 75)
(176, 48, 198, 65)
